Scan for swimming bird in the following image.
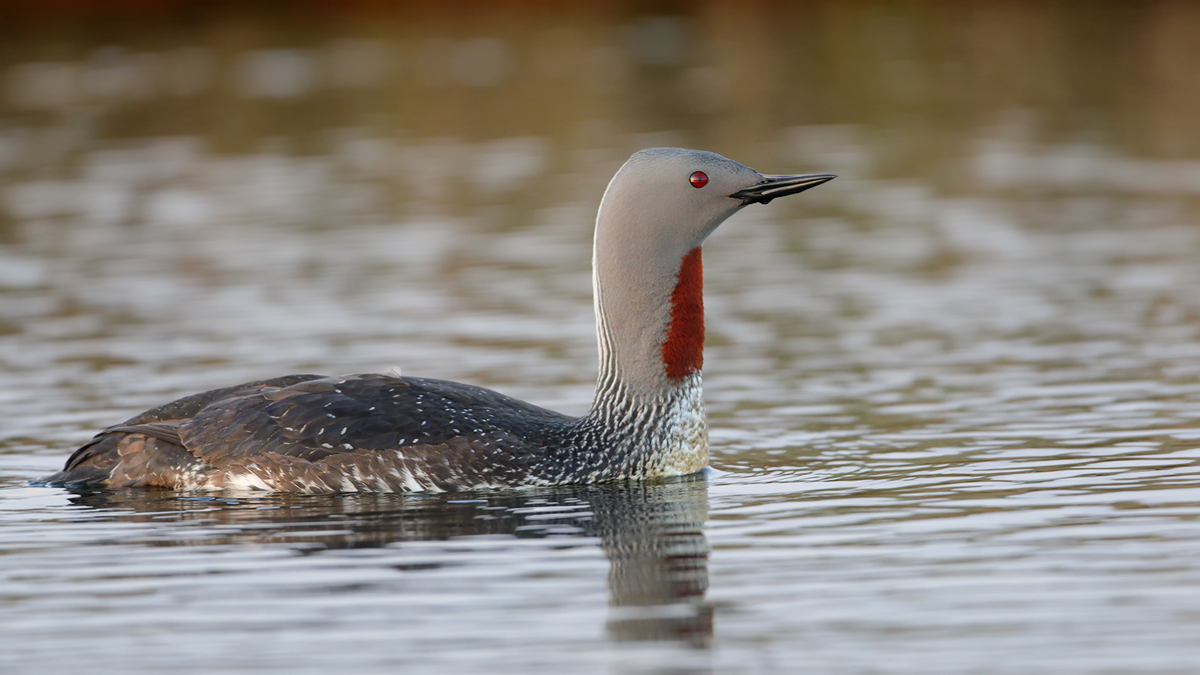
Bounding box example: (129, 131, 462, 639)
(39, 148, 834, 493)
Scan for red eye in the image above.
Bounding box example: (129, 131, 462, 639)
(689, 171, 708, 188)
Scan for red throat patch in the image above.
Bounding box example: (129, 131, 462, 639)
(663, 247, 704, 382)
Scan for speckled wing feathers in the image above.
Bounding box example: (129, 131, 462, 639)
(45, 374, 326, 486)
(45, 372, 583, 492)
(183, 375, 565, 455)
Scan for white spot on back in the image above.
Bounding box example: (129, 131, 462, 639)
(224, 471, 273, 491)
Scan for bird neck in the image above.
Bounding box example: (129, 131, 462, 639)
(584, 242, 709, 477)
(589, 237, 706, 422)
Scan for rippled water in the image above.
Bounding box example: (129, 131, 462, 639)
(4, 3, 1200, 674)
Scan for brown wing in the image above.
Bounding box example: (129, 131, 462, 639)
(43, 372, 573, 491)
(40, 374, 325, 487)
(178, 373, 570, 490)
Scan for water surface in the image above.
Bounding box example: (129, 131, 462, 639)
(3, 3, 1200, 673)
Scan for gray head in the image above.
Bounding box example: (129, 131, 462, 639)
(595, 148, 835, 267)
(591, 148, 835, 401)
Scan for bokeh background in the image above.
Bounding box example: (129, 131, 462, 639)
(5, 1, 1200, 405)
(4, 2, 1200, 674)
(6, 1, 1200, 235)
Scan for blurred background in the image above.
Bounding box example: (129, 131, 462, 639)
(5, 0, 1200, 238)
(4, 0, 1200, 386)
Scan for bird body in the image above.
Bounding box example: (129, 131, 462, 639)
(39, 148, 834, 493)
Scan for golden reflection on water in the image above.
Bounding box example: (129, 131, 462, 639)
(3, 1, 1200, 221)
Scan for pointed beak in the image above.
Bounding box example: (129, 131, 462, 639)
(730, 173, 837, 205)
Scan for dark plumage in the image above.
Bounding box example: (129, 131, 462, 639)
(44, 374, 607, 492)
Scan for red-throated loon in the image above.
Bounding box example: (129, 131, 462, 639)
(39, 148, 834, 493)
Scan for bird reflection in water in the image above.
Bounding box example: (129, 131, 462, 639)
(61, 476, 713, 649)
